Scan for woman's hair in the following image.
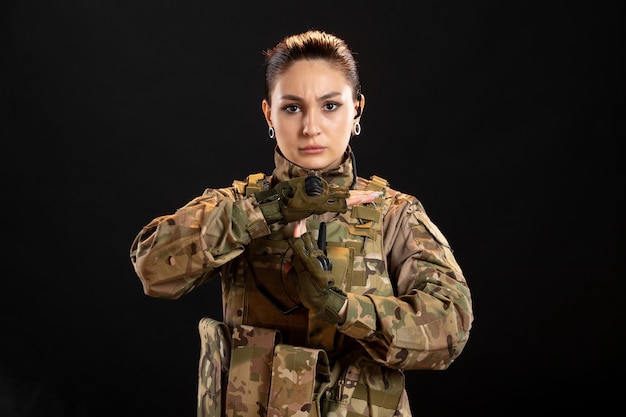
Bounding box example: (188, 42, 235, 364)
(263, 30, 361, 105)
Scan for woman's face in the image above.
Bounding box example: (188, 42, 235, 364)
(262, 59, 363, 171)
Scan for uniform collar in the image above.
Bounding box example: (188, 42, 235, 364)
(272, 146, 356, 189)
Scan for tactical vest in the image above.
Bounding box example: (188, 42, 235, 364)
(198, 173, 406, 417)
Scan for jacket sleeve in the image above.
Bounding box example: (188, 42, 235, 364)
(338, 193, 473, 370)
(129, 187, 270, 299)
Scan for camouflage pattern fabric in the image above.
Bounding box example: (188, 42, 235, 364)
(130, 147, 474, 417)
(318, 355, 404, 417)
(197, 317, 231, 417)
(266, 344, 330, 417)
(225, 325, 280, 417)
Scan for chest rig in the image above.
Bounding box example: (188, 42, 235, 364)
(221, 173, 392, 352)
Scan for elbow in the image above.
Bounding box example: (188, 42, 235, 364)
(141, 278, 188, 300)
(132, 252, 197, 300)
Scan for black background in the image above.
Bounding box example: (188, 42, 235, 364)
(2, 1, 623, 416)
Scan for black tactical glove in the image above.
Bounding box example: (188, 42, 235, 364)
(288, 232, 347, 324)
(254, 175, 349, 224)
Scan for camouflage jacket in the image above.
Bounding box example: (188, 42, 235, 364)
(130, 147, 473, 415)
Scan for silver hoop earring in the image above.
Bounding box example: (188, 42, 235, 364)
(353, 122, 361, 136)
(268, 127, 275, 139)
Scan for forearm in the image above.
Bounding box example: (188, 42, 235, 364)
(130, 189, 271, 298)
(338, 274, 472, 370)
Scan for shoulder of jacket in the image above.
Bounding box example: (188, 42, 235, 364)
(369, 181, 450, 248)
(355, 175, 389, 191)
(356, 175, 410, 201)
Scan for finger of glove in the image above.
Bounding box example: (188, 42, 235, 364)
(288, 235, 307, 259)
(287, 193, 347, 214)
(301, 232, 317, 254)
(289, 233, 322, 261)
(277, 182, 313, 221)
(273, 180, 297, 201)
(300, 232, 334, 273)
(301, 234, 330, 270)
(315, 182, 349, 211)
(318, 255, 332, 271)
(326, 184, 350, 199)
(316, 197, 347, 214)
(289, 235, 333, 284)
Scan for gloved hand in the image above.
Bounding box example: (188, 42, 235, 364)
(288, 232, 347, 324)
(254, 175, 349, 224)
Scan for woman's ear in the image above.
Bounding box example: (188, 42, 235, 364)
(261, 99, 272, 126)
(354, 94, 365, 119)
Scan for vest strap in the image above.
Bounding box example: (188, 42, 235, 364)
(351, 205, 381, 223)
(233, 172, 268, 196)
(352, 382, 402, 408)
(368, 175, 389, 191)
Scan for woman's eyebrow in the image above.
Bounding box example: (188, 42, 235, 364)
(279, 91, 342, 101)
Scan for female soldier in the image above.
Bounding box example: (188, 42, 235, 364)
(130, 29, 473, 417)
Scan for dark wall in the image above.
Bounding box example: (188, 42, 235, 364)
(2, 1, 622, 415)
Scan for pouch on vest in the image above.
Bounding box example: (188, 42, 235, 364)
(197, 317, 231, 417)
(198, 320, 333, 417)
(267, 344, 330, 417)
(322, 357, 405, 417)
(225, 325, 281, 417)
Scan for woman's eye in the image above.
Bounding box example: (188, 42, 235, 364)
(324, 103, 339, 111)
(284, 105, 300, 113)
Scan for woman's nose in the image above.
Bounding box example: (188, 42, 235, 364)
(302, 111, 321, 136)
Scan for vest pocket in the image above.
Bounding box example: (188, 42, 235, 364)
(326, 245, 354, 291)
(322, 358, 405, 417)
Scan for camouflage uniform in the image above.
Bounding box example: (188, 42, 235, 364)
(130, 147, 473, 416)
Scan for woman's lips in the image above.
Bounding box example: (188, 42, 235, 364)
(300, 146, 325, 155)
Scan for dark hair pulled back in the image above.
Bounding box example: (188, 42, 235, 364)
(263, 30, 361, 105)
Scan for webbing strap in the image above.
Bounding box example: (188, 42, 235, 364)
(225, 325, 280, 417)
(233, 172, 269, 196)
(351, 382, 401, 408)
(351, 205, 381, 222)
(349, 225, 379, 239)
(347, 175, 387, 240)
(343, 359, 404, 417)
(267, 344, 330, 417)
(368, 175, 388, 191)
